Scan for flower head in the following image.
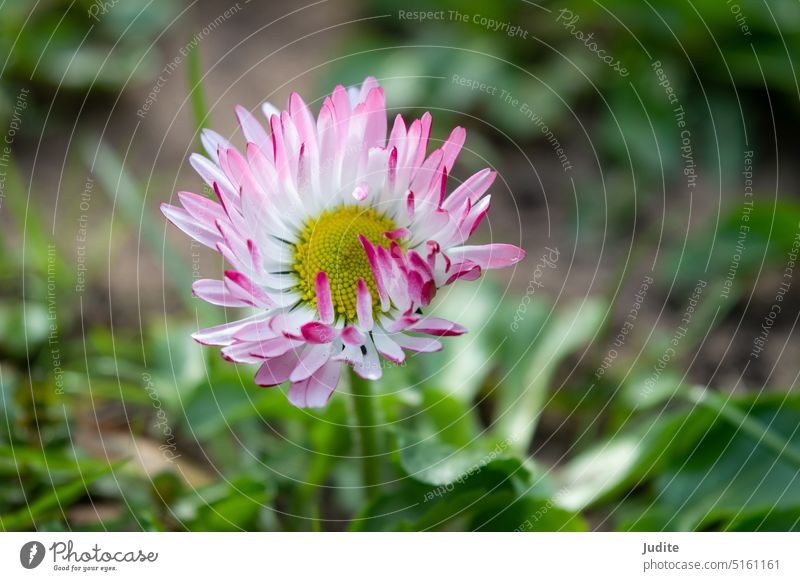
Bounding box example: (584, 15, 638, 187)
(162, 77, 524, 408)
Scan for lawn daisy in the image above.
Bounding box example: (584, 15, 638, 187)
(162, 77, 524, 408)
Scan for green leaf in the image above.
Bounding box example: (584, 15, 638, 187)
(176, 475, 275, 531)
(470, 492, 588, 532)
(497, 300, 606, 452)
(0, 302, 50, 359)
(0, 446, 113, 477)
(350, 475, 568, 532)
(556, 401, 718, 513)
(398, 430, 520, 487)
(145, 320, 207, 409)
(621, 370, 683, 410)
(557, 435, 644, 512)
(608, 390, 800, 531)
(0, 462, 121, 530)
(0, 155, 69, 286)
(409, 488, 489, 531)
(418, 282, 500, 402)
(419, 388, 481, 447)
(652, 393, 800, 530)
(725, 507, 800, 532)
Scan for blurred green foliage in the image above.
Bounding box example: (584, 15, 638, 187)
(326, 0, 800, 242)
(3, 192, 799, 531)
(0, 0, 176, 122)
(2, 0, 800, 532)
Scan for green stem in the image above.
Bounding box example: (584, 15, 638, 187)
(684, 385, 800, 470)
(349, 369, 382, 500)
(186, 40, 209, 150)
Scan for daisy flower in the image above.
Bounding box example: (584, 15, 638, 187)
(162, 77, 524, 408)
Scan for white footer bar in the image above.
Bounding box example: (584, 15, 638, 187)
(1, 532, 797, 580)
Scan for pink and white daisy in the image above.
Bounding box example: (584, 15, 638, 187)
(162, 77, 524, 408)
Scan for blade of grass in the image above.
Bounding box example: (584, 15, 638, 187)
(186, 42, 209, 150)
(0, 462, 123, 530)
(2, 157, 71, 285)
(684, 385, 800, 470)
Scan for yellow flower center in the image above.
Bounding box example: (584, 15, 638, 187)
(292, 205, 400, 320)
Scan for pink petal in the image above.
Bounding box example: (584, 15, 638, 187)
(192, 314, 268, 346)
(331, 84, 352, 126)
(387, 146, 398, 192)
(443, 168, 495, 212)
(383, 227, 410, 240)
(388, 114, 407, 152)
(402, 117, 423, 172)
(225, 270, 273, 307)
(221, 341, 265, 364)
(192, 278, 252, 308)
(409, 317, 467, 337)
(333, 344, 364, 366)
(289, 343, 332, 382)
(233, 320, 278, 342)
(161, 203, 221, 249)
(393, 334, 443, 353)
(410, 149, 443, 202)
(362, 87, 387, 149)
(177, 191, 226, 226)
(375, 245, 409, 311)
(406, 190, 415, 220)
(342, 325, 366, 346)
(246, 142, 278, 193)
(434, 166, 448, 208)
(445, 262, 482, 285)
(200, 129, 233, 164)
(356, 278, 374, 331)
(316, 99, 337, 172)
(466, 195, 491, 236)
(223, 146, 251, 188)
(288, 92, 317, 146)
(372, 331, 405, 364)
(414, 112, 433, 168)
(270, 114, 291, 181)
(384, 313, 420, 333)
(300, 321, 337, 344)
(408, 250, 434, 278)
(447, 244, 526, 270)
(249, 337, 300, 358)
(441, 126, 466, 171)
(358, 236, 389, 312)
(280, 111, 302, 179)
(269, 311, 313, 340)
(246, 239, 265, 277)
(214, 219, 251, 271)
(409, 208, 450, 245)
(315, 271, 334, 324)
(211, 182, 238, 223)
(189, 153, 237, 201)
(353, 339, 382, 380)
(407, 270, 425, 306)
(358, 76, 380, 101)
(288, 360, 341, 408)
(261, 101, 280, 121)
(254, 350, 301, 387)
(235, 104, 271, 153)
(225, 338, 300, 363)
(421, 280, 436, 305)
